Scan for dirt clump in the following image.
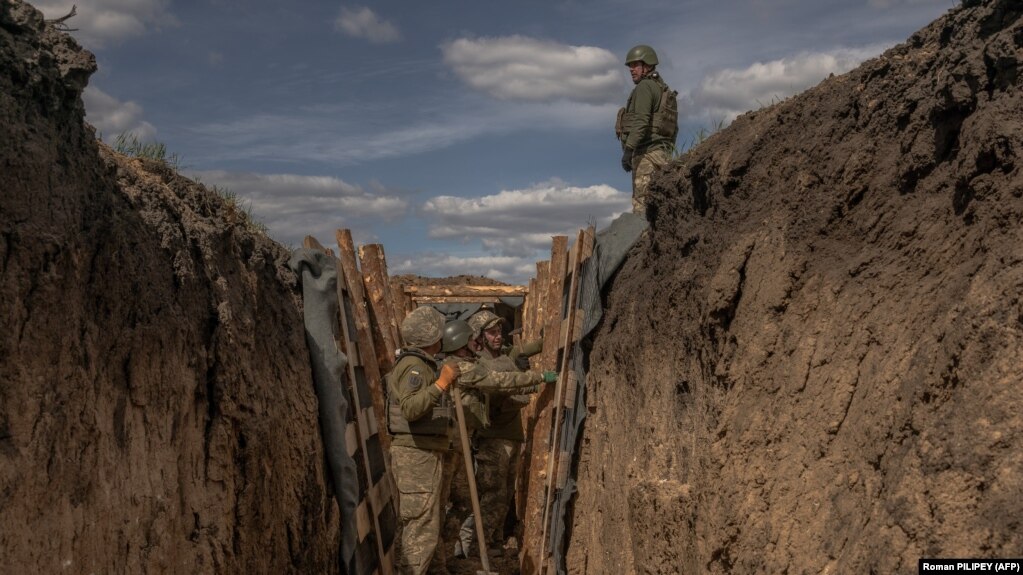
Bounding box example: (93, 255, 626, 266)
(392, 273, 510, 288)
(568, 1, 1023, 573)
(1, 2, 339, 573)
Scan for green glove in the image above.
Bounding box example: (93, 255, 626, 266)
(542, 370, 558, 384)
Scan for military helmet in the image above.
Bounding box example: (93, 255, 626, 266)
(468, 310, 503, 334)
(442, 320, 474, 353)
(625, 45, 658, 66)
(401, 306, 445, 348)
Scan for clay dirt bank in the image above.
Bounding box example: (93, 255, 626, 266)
(565, 1, 1023, 573)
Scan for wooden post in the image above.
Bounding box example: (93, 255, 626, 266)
(359, 244, 402, 372)
(541, 237, 569, 371)
(518, 234, 570, 574)
(404, 285, 529, 297)
(389, 279, 410, 329)
(335, 229, 389, 451)
(533, 261, 550, 362)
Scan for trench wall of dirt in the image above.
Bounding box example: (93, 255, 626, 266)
(0, 3, 340, 573)
(567, 1, 1023, 573)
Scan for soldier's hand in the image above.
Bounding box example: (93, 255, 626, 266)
(436, 363, 459, 391)
(621, 148, 634, 172)
(542, 370, 558, 384)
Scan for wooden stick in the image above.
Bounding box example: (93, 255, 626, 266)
(452, 388, 497, 575)
(335, 229, 389, 452)
(359, 243, 402, 372)
(410, 295, 509, 304)
(538, 227, 594, 573)
(405, 285, 528, 297)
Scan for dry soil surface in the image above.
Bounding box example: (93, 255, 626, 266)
(567, 1, 1023, 573)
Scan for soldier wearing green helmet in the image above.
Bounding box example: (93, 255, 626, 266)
(439, 318, 555, 407)
(386, 305, 461, 574)
(454, 310, 545, 560)
(616, 44, 678, 216)
(437, 316, 553, 561)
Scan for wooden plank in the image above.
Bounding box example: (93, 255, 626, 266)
(336, 230, 389, 452)
(518, 235, 569, 573)
(356, 500, 372, 540)
(404, 284, 528, 297)
(389, 279, 410, 335)
(410, 295, 507, 304)
(534, 261, 550, 348)
(562, 368, 579, 410)
(334, 254, 391, 574)
(537, 227, 595, 573)
(541, 236, 569, 371)
(359, 244, 403, 372)
(345, 423, 359, 458)
(525, 277, 538, 347)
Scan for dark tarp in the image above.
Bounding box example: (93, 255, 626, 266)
(288, 249, 360, 574)
(548, 212, 648, 574)
(425, 302, 484, 321)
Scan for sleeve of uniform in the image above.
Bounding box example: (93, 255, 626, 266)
(509, 338, 543, 360)
(624, 79, 661, 151)
(394, 361, 443, 422)
(458, 360, 543, 394)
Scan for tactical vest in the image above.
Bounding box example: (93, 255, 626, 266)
(385, 349, 455, 437)
(616, 73, 678, 144)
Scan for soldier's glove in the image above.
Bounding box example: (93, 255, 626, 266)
(436, 363, 459, 391)
(621, 147, 634, 173)
(542, 370, 558, 384)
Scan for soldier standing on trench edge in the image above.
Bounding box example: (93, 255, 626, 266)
(616, 44, 678, 216)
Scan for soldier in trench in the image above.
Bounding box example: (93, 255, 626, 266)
(437, 318, 553, 561)
(387, 310, 553, 573)
(386, 306, 461, 575)
(453, 310, 544, 560)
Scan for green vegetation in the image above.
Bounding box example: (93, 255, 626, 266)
(114, 134, 269, 237)
(209, 183, 270, 235)
(112, 132, 179, 168)
(671, 118, 727, 159)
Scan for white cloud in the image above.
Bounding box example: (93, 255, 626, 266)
(868, 0, 942, 7)
(442, 35, 622, 104)
(682, 46, 885, 123)
(335, 6, 400, 44)
(391, 252, 537, 284)
(417, 178, 630, 281)
(83, 86, 157, 141)
(34, 0, 176, 48)
(185, 99, 616, 166)
(188, 170, 408, 246)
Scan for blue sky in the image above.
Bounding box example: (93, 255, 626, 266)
(36, 0, 952, 283)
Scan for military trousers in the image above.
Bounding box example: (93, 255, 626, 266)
(392, 444, 457, 575)
(458, 437, 520, 555)
(631, 147, 671, 214)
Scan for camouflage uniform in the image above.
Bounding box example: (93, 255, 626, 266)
(391, 445, 457, 575)
(457, 312, 544, 556)
(472, 343, 544, 544)
(443, 343, 548, 556)
(619, 64, 676, 214)
(631, 147, 671, 213)
(387, 306, 457, 575)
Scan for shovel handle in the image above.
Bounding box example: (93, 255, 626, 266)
(452, 388, 495, 573)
